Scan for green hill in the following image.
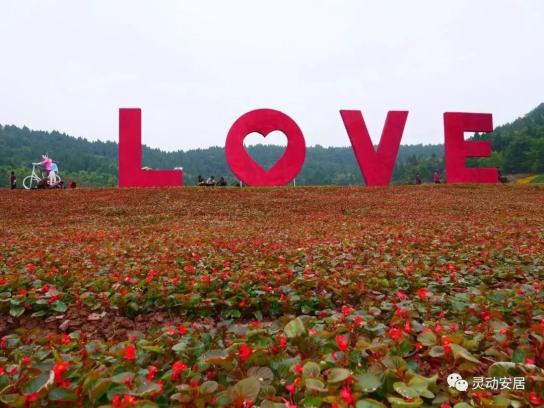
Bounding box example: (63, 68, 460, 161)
(474, 103, 544, 173)
(0, 126, 443, 187)
(1, 103, 542, 187)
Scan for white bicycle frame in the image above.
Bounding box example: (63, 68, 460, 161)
(23, 163, 61, 190)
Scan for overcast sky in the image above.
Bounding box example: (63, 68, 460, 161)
(0, 1, 543, 151)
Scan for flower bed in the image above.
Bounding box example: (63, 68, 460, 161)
(0, 186, 543, 407)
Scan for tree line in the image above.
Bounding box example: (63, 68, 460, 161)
(1, 103, 542, 187)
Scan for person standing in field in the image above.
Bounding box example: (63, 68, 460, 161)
(49, 161, 59, 186)
(10, 171, 17, 189)
(37, 154, 52, 179)
(415, 173, 422, 185)
(433, 169, 441, 184)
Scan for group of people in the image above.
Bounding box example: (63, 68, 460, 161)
(197, 175, 227, 186)
(415, 170, 442, 185)
(36, 154, 60, 187)
(415, 168, 507, 184)
(9, 153, 76, 189)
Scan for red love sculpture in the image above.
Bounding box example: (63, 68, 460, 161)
(225, 109, 306, 186)
(119, 108, 183, 188)
(444, 112, 497, 183)
(341, 110, 408, 186)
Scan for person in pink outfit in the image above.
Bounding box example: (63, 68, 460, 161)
(38, 154, 52, 179)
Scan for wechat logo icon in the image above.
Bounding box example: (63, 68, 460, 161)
(447, 373, 469, 392)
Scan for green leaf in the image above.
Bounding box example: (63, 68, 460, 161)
(428, 346, 445, 357)
(141, 345, 163, 353)
(172, 340, 188, 352)
(23, 371, 54, 394)
(450, 344, 480, 363)
(356, 399, 388, 408)
(229, 377, 261, 403)
(247, 366, 274, 386)
(305, 378, 328, 393)
(261, 401, 287, 408)
(416, 331, 437, 347)
(382, 355, 406, 369)
(133, 401, 160, 408)
(9, 304, 25, 318)
(89, 378, 112, 402)
(302, 396, 324, 407)
(48, 387, 77, 402)
(453, 404, 472, 408)
(284, 317, 306, 338)
(199, 381, 219, 395)
(512, 348, 525, 364)
(52, 301, 68, 313)
(135, 382, 162, 398)
(0, 394, 26, 408)
(215, 390, 232, 406)
(393, 382, 419, 399)
(387, 396, 424, 408)
(407, 376, 435, 399)
(488, 362, 519, 378)
(302, 361, 321, 378)
(356, 373, 382, 393)
(111, 372, 135, 384)
(327, 368, 351, 383)
(200, 349, 231, 368)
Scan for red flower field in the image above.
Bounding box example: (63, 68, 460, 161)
(0, 186, 543, 407)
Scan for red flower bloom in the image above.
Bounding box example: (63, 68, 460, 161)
(123, 345, 136, 361)
(239, 343, 252, 362)
(171, 360, 186, 381)
(340, 386, 354, 404)
(341, 305, 352, 316)
(404, 320, 412, 333)
(285, 382, 297, 395)
(122, 394, 137, 406)
(417, 287, 429, 300)
(279, 335, 287, 349)
(178, 325, 187, 335)
(529, 391, 544, 405)
(146, 366, 158, 382)
(336, 335, 349, 351)
(25, 393, 38, 403)
(53, 360, 69, 384)
(353, 315, 364, 327)
(388, 328, 403, 342)
(60, 334, 71, 345)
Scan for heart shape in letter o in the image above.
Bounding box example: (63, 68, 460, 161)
(225, 109, 306, 186)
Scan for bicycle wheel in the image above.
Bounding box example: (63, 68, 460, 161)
(23, 176, 39, 190)
(47, 174, 61, 187)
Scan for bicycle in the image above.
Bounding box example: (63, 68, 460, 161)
(23, 163, 61, 190)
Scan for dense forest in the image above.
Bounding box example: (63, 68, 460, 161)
(1, 103, 542, 187)
(474, 103, 544, 173)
